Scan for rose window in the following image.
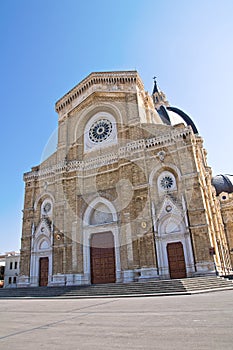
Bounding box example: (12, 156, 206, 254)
(160, 176, 174, 190)
(89, 119, 112, 143)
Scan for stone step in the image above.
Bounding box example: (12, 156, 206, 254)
(0, 280, 228, 295)
(0, 276, 232, 298)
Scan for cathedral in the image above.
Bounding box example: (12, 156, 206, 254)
(18, 71, 233, 287)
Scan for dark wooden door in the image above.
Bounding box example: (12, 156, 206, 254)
(91, 232, 116, 284)
(167, 242, 187, 279)
(39, 257, 49, 286)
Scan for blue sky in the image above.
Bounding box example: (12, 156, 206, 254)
(1, 0, 233, 253)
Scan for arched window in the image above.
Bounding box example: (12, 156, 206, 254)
(89, 203, 114, 225)
(39, 239, 50, 250)
(83, 197, 118, 227)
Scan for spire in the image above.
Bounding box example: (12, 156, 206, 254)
(152, 76, 159, 94)
(152, 76, 169, 108)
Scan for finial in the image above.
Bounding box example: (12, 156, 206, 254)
(152, 76, 159, 94)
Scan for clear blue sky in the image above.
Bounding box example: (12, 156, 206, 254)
(1, 0, 233, 253)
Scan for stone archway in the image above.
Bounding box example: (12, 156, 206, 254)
(156, 211, 195, 279)
(83, 197, 121, 284)
(30, 219, 53, 287)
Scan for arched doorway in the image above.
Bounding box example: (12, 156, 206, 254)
(83, 197, 121, 284)
(30, 219, 53, 287)
(90, 232, 116, 284)
(155, 200, 195, 279)
(167, 242, 187, 279)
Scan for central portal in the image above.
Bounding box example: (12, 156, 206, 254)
(90, 232, 116, 284)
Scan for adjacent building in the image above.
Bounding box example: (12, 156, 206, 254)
(0, 254, 5, 287)
(3, 252, 20, 288)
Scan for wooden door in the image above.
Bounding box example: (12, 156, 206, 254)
(167, 242, 187, 279)
(91, 232, 116, 284)
(39, 257, 49, 286)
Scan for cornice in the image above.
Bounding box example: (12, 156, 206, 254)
(55, 71, 144, 115)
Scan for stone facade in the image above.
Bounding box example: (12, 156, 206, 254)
(18, 71, 233, 287)
(218, 192, 233, 267)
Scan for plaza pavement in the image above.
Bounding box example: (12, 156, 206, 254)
(0, 290, 233, 350)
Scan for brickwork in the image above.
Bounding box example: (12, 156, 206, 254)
(219, 193, 233, 267)
(19, 71, 233, 287)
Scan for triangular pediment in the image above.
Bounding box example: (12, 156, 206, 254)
(35, 218, 51, 238)
(157, 197, 182, 220)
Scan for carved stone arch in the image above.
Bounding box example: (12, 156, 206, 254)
(33, 234, 51, 253)
(155, 201, 195, 279)
(39, 239, 50, 251)
(149, 163, 182, 187)
(158, 213, 185, 237)
(82, 197, 121, 284)
(83, 197, 117, 227)
(74, 102, 123, 144)
(30, 228, 53, 287)
(34, 192, 55, 211)
(89, 203, 113, 225)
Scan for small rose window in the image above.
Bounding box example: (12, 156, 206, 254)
(158, 172, 176, 192)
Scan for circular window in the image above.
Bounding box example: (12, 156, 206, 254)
(165, 205, 172, 212)
(89, 119, 112, 143)
(160, 176, 174, 189)
(43, 202, 51, 214)
(158, 172, 176, 192)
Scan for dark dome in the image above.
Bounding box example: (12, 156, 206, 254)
(156, 105, 199, 134)
(167, 106, 198, 134)
(212, 174, 233, 196)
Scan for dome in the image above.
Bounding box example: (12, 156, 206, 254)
(167, 106, 198, 134)
(156, 105, 198, 134)
(212, 174, 233, 196)
(167, 109, 188, 126)
(151, 79, 198, 134)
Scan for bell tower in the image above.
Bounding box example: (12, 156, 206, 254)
(152, 77, 169, 109)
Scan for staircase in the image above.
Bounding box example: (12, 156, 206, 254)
(0, 276, 233, 299)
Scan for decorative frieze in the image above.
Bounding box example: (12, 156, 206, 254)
(24, 127, 193, 182)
